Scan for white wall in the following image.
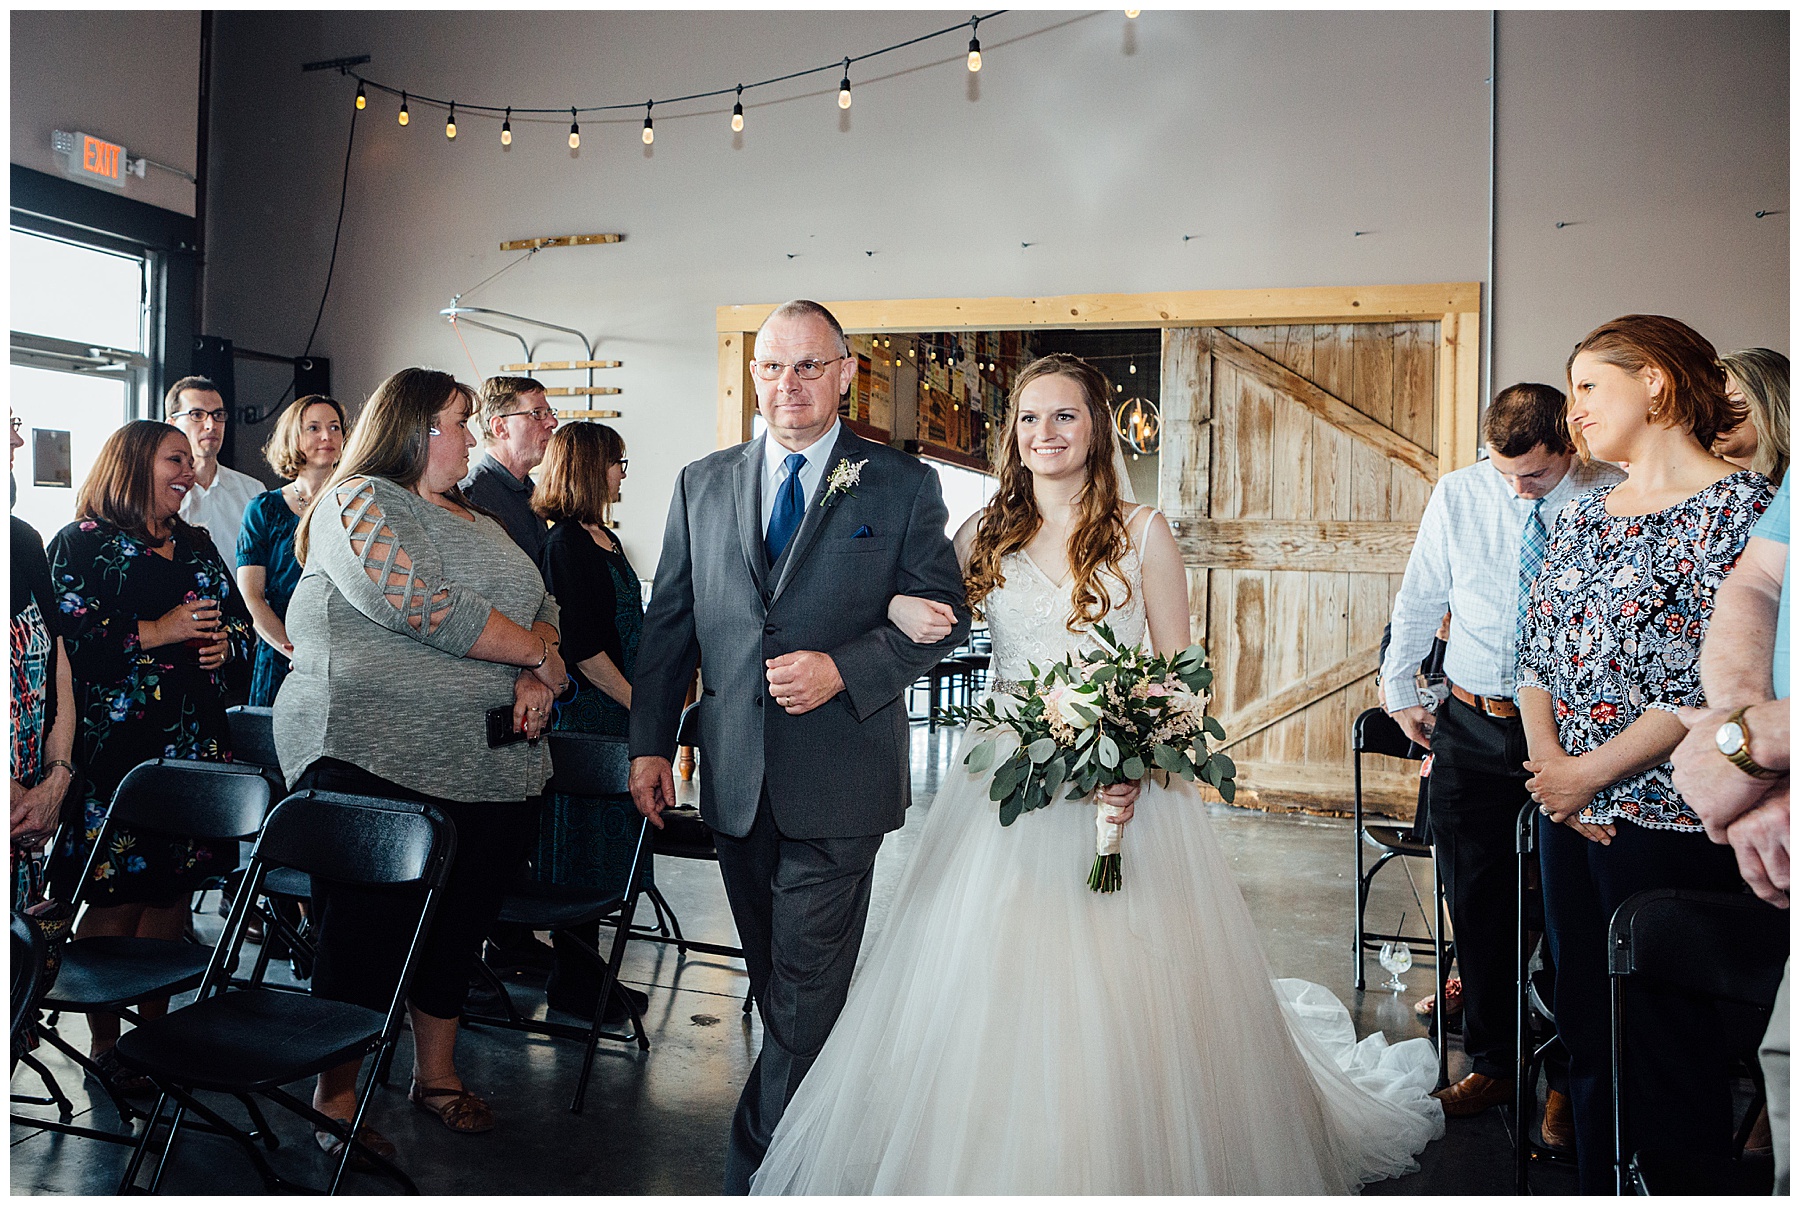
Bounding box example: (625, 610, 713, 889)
(190, 9, 1786, 572)
(10, 10, 201, 217)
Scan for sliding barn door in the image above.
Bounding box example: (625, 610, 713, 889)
(1159, 324, 1439, 813)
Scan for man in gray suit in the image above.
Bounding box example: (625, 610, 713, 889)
(630, 300, 969, 1193)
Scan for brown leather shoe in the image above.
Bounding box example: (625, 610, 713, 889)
(1540, 1089, 1574, 1149)
(1431, 1071, 1514, 1117)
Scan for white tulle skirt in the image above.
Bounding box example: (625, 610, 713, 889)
(750, 727, 1444, 1195)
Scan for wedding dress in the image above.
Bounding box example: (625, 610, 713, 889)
(751, 507, 1445, 1195)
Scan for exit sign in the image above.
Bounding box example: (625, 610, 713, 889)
(51, 130, 132, 190)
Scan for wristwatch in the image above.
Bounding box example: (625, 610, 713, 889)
(1715, 707, 1784, 780)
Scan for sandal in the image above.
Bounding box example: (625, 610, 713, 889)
(90, 1047, 156, 1098)
(408, 1080, 495, 1133)
(314, 1120, 397, 1172)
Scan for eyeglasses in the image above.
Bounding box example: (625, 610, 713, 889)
(173, 407, 229, 424)
(499, 407, 558, 423)
(750, 356, 846, 382)
(9, 417, 21, 433)
(614, 458, 629, 470)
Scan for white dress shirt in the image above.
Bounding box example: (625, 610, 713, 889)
(178, 462, 266, 565)
(1381, 456, 1624, 710)
(760, 420, 841, 537)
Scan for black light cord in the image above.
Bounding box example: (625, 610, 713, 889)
(337, 11, 1005, 118)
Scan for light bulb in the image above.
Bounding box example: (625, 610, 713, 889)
(355, 81, 366, 110)
(1126, 8, 1140, 16)
(398, 93, 409, 126)
(642, 102, 654, 145)
(838, 61, 853, 109)
(732, 85, 745, 132)
(1129, 362, 1137, 373)
(501, 108, 512, 146)
(569, 109, 580, 150)
(968, 36, 982, 72)
(446, 103, 456, 140)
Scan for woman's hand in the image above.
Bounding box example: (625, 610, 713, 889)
(1098, 779, 1142, 826)
(887, 594, 957, 645)
(11, 765, 70, 849)
(526, 628, 568, 692)
(1524, 752, 1616, 844)
(197, 633, 231, 672)
(513, 671, 557, 742)
(141, 597, 222, 649)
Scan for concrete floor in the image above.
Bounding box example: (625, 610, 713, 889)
(12, 724, 1572, 1195)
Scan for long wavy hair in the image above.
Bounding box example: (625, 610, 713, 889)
(965, 353, 1132, 630)
(294, 368, 477, 564)
(75, 419, 198, 547)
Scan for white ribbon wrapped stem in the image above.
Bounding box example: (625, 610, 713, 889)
(1096, 801, 1126, 856)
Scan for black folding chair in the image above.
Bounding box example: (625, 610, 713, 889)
(112, 790, 456, 1195)
(1608, 888, 1789, 1195)
(460, 732, 652, 1114)
(10, 909, 134, 1146)
(1513, 802, 1574, 1191)
(1349, 707, 1448, 1085)
(25, 760, 269, 1138)
(224, 706, 315, 986)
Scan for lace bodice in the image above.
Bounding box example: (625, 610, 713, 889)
(981, 507, 1153, 681)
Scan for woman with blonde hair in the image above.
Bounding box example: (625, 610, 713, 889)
(751, 354, 1443, 1194)
(1714, 346, 1788, 485)
(235, 393, 346, 705)
(276, 367, 568, 1156)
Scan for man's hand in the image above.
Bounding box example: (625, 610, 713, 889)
(1673, 705, 1779, 842)
(766, 651, 845, 715)
(1392, 706, 1435, 749)
(1525, 752, 1616, 844)
(630, 756, 676, 830)
(1725, 789, 1790, 907)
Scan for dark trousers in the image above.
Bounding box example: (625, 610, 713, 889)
(1538, 814, 1748, 1194)
(297, 758, 537, 1021)
(1428, 694, 1534, 1080)
(711, 790, 884, 1195)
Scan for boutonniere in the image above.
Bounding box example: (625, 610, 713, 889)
(820, 458, 869, 508)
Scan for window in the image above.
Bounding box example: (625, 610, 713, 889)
(10, 228, 152, 536)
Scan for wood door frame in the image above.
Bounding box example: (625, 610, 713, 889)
(715, 281, 1483, 472)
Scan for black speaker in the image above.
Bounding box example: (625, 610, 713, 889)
(190, 335, 237, 464)
(293, 356, 331, 401)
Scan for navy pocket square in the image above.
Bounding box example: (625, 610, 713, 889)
(852, 525, 874, 539)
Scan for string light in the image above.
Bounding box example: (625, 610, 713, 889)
(398, 92, 409, 126)
(1128, 362, 1137, 373)
(355, 80, 366, 110)
(642, 100, 654, 145)
(838, 59, 853, 109)
(968, 16, 983, 72)
(446, 102, 457, 139)
(1126, 8, 1141, 16)
(568, 108, 580, 149)
(501, 107, 512, 146)
(732, 84, 744, 132)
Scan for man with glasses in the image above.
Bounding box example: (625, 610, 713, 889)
(461, 376, 558, 569)
(165, 376, 264, 561)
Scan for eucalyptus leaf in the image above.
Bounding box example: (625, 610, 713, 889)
(1027, 738, 1058, 764)
(1122, 755, 1145, 780)
(1153, 744, 1186, 774)
(1215, 753, 1237, 779)
(1098, 735, 1120, 769)
(1072, 703, 1100, 724)
(1201, 759, 1222, 789)
(1043, 756, 1068, 798)
(964, 740, 997, 773)
(999, 794, 1023, 825)
(1203, 716, 1226, 740)
(1218, 778, 1237, 804)
(1088, 665, 1116, 685)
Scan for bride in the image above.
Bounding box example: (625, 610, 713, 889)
(749, 353, 1444, 1195)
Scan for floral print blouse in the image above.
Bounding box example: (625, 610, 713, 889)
(1518, 471, 1773, 831)
(45, 517, 254, 902)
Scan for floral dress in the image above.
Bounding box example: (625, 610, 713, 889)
(1517, 470, 1773, 830)
(46, 518, 255, 903)
(235, 489, 304, 706)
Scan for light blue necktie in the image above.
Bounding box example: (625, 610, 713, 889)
(765, 452, 807, 563)
(1516, 499, 1548, 651)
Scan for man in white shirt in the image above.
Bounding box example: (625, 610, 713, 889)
(165, 376, 265, 563)
(1383, 383, 1623, 1131)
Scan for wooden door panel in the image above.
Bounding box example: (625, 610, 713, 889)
(1167, 319, 1440, 816)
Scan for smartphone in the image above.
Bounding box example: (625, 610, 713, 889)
(485, 705, 528, 749)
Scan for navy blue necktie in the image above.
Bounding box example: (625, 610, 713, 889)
(765, 452, 807, 563)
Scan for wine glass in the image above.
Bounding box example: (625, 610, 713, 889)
(1378, 941, 1413, 992)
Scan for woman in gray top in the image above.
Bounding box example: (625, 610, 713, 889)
(275, 368, 569, 1156)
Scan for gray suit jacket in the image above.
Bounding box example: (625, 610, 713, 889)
(629, 427, 970, 839)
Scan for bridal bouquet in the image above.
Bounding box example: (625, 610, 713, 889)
(940, 625, 1236, 893)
